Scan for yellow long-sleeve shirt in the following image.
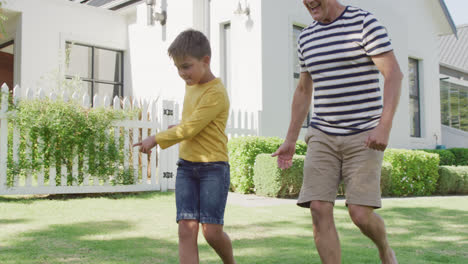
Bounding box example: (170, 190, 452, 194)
(155, 78, 229, 162)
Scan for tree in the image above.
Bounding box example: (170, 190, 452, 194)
(0, 1, 7, 39)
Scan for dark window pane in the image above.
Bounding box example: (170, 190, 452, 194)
(409, 98, 421, 137)
(460, 88, 468, 132)
(94, 48, 122, 83)
(450, 85, 460, 129)
(440, 81, 450, 126)
(65, 43, 92, 78)
(408, 58, 420, 137)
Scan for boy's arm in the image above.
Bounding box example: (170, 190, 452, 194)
(155, 89, 226, 149)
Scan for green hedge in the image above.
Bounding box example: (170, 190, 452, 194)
(383, 149, 439, 196)
(253, 154, 304, 198)
(253, 155, 394, 198)
(447, 148, 468, 166)
(437, 166, 468, 194)
(228, 136, 306, 193)
(380, 161, 393, 196)
(420, 149, 456, 165)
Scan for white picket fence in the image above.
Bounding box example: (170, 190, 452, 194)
(0, 83, 259, 195)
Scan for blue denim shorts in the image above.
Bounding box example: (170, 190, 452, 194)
(175, 159, 230, 225)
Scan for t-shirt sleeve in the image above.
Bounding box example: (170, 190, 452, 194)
(155, 89, 226, 149)
(298, 36, 308, 72)
(362, 13, 393, 56)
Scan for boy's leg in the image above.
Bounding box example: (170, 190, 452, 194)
(201, 223, 236, 264)
(347, 205, 397, 264)
(179, 220, 200, 264)
(175, 159, 202, 264)
(198, 161, 235, 263)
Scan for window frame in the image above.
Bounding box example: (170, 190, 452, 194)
(64, 41, 124, 104)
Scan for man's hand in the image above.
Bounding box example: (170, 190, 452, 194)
(365, 124, 390, 151)
(271, 141, 296, 169)
(133, 135, 157, 154)
(168, 124, 178, 129)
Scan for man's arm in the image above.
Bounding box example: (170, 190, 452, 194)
(366, 51, 403, 151)
(272, 72, 313, 169)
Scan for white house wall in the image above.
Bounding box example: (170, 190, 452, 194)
(126, 1, 197, 103)
(3, 0, 128, 97)
(210, 0, 263, 115)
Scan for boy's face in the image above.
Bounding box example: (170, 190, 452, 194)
(173, 55, 210, 86)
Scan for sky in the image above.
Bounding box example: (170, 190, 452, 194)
(444, 0, 468, 26)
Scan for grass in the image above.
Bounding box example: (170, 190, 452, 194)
(0, 192, 467, 264)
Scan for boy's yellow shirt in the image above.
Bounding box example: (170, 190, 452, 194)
(155, 78, 229, 162)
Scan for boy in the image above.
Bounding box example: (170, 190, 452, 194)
(133, 29, 236, 264)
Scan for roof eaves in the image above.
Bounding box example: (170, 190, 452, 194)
(439, 0, 458, 39)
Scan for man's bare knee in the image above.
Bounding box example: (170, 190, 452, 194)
(348, 204, 373, 228)
(310, 201, 334, 222)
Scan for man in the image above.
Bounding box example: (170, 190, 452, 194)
(272, 1, 402, 263)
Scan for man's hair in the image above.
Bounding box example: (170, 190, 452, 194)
(168, 29, 211, 60)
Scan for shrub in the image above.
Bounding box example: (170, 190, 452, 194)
(380, 161, 393, 196)
(437, 166, 468, 194)
(228, 136, 307, 193)
(383, 149, 439, 196)
(447, 148, 468, 166)
(253, 154, 304, 198)
(6, 98, 134, 186)
(420, 149, 456, 166)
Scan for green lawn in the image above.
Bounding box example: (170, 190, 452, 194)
(0, 192, 467, 264)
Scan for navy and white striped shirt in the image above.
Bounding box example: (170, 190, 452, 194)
(298, 6, 393, 136)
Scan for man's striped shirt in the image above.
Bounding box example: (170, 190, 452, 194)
(298, 6, 393, 136)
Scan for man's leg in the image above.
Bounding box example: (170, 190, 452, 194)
(201, 223, 236, 264)
(310, 200, 341, 264)
(348, 204, 397, 264)
(178, 220, 200, 264)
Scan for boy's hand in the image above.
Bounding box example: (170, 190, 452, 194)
(133, 136, 157, 154)
(168, 124, 179, 129)
(272, 141, 296, 170)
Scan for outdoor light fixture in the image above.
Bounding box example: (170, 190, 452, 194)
(146, 0, 167, 26)
(234, 0, 250, 17)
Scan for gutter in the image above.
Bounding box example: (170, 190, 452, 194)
(439, 0, 458, 39)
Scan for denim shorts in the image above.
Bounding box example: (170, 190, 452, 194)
(175, 159, 230, 225)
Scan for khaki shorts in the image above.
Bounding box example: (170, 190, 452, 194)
(297, 127, 384, 209)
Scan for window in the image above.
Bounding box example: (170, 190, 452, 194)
(408, 58, 421, 137)
(440, 80, 468, 132)
(65, 42, 123, 104)
(293, 25, 310, 128)
(221, 23, 231, 97)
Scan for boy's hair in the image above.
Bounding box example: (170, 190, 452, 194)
(168, 29, 211, 60)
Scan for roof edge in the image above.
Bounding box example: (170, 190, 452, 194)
(439, 0, 458, 38)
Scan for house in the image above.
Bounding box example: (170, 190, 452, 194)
(439, 24, 468, 148)
(0, 0, 458, 149)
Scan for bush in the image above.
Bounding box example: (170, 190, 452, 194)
(6, 98, 134, 186)
(228, 136, 307, 193)
(447, 148, 468, 166)
(380, 161, 393, 196)
(253, 154, 304, 198)
(383, 149, 439, 196)
(437, 166, 468, 194)
(420, 149, 456, 165)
